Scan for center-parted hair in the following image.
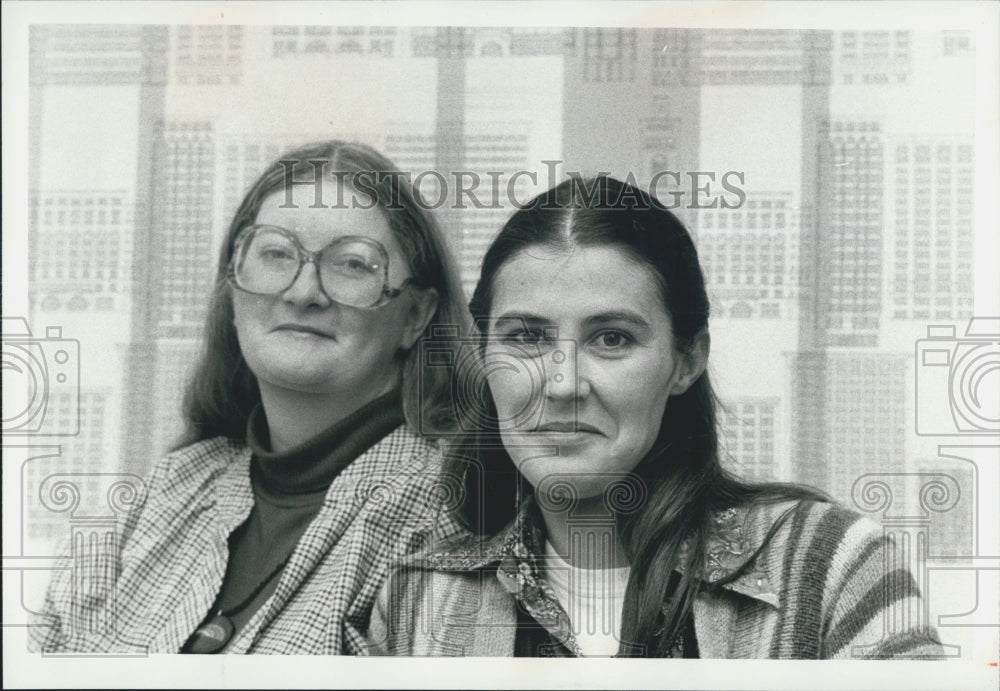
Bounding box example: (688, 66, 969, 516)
(445, 175, 827, 655)
(178, 140, 468, 445)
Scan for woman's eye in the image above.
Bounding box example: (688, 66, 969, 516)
(258, 246, 295, 261)
(498, 329, 555, 354)
(333, 256, 378, 275)
(503, 329, 544, 345)
(593, 331, 632, 349)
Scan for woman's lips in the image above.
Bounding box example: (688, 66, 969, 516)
(531, 421, 602, 435)
(519, 422, 603, 447)
(271, 324, 336, 339)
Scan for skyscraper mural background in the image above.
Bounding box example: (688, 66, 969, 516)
(4, 8, 998, 670)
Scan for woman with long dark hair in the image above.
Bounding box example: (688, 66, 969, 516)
(367, 176, 943, 658)
(30, 141, 467, 654)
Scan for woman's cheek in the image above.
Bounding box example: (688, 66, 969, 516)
(486, 368, 537, 431)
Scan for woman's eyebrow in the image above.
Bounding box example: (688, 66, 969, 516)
(491, 312, 551, 327)
(584, 311, 651, 329)
(491, 311, 653, 333)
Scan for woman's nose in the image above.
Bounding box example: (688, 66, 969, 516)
(282, 260, 332, 308)
(542, 343, 590, 400)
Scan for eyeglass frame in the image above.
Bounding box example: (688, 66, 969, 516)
(226, 223, 415, 309)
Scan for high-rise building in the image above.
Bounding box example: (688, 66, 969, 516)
(145, 122, 216, 456)
(889, 138, 974, 321)
(172, 25, 244, 86)
(29, 191, 134, 315)
(700, 29, 830, 86)
(817, 120, 884, 348)
(453, 133, 531, 295)
(835, 30, 912, 86)
(822, 352, 908, 503)
(720, 397, 781, 481)
(913, 456, 976, 558)
(562, 28, 700, 216)
(420, 27, 564, 295)
(270, 25, 399, 59)
(216, 138, 292, 240)
(429, 27, 471, 266)
(28, 26, 168, 521)
(152, 122, 216, 335)
(693, 30, 833, 490)
(28, 25, 168, 86)
(508, 28, 566, 57)
(695, 193, 800, 320)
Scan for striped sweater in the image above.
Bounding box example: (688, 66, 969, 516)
(365, 499, 944, 658)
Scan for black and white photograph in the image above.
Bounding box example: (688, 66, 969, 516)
(2, 1, 998, 689)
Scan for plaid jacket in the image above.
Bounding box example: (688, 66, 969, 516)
(29, 428, 462, 654)
(365, 498, 945, 658)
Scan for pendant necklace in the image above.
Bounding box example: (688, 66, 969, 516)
(185, 555, 292, 655)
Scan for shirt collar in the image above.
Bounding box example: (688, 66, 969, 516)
(422, 496, 778, 609)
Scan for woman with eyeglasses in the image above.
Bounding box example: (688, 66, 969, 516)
(30, 141, 468, 654)
(366, 176, 944, 659)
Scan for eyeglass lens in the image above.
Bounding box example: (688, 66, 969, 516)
(233, 226, 387, 307)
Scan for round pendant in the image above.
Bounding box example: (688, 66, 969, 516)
(186, 614, 235, 654)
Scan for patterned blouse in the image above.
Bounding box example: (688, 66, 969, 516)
(416, 496, 777, 657)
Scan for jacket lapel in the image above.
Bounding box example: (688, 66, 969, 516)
(233, 430, 410, 653)
(146, 445, 254, 653)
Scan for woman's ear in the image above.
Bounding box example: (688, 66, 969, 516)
(399, 287, 439, 351)
(669, 329, 710, 396)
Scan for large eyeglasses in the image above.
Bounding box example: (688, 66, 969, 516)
(227, 224, 413, 309)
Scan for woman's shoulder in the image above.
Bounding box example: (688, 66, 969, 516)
(388, 424, 444, 457)
(145, 436, 252, 499)
(165, 435, 248, 463)
(160, 435, 249, 471)
(732, 498, 884, 567)
(356, 424, 445, 472)
(733, 499, 942, 658)
(741, 498, 881, 550)
(722, 497, 901, 612)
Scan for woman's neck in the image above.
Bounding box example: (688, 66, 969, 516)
(257, 375, 400, 453)
(538, 493, 629, 569)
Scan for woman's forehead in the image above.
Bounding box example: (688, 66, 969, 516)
(490, 245, 668, 324)
(254, 180, 400, 253)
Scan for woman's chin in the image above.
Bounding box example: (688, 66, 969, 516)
(522, 464, 638, 507)
(256, 370, 341, 396)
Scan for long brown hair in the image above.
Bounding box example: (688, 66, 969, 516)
(444, 176, 827, 654)
(177, 140, 468, 446)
